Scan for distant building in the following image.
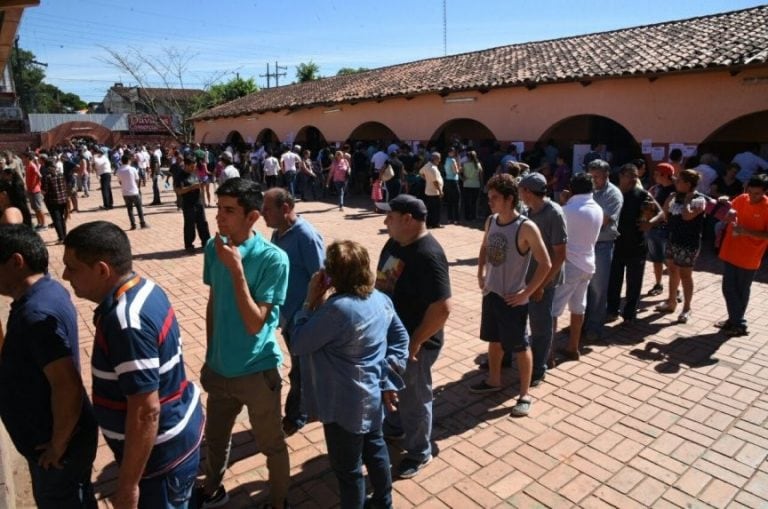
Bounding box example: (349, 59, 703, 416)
(101, 82, 204, 116)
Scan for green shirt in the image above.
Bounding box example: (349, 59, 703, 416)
(203, 234, 288, 377)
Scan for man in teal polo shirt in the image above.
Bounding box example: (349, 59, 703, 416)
(198, 178, 290, 509)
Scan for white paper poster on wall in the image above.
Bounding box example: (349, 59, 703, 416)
(641, 139, 653, 154)
(572, 144, 591, 174)
(651, 146, 666, 161)
(510, 141, 525, 158)
(684, 145, 698, 158)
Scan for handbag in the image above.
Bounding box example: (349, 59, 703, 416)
(381, 164, 395, 182)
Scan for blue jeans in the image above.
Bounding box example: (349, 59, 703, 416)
(383, 346, 439, 461)
(529, 286, 555, 379)
(138, 448, 200, 508)
(284, 171, 297, 196)
(585, 241, 614, 336)
(722, 261, 756, 328)
(323, 423, 392, 509)
(334, 180, 347, 208)
(282, 330, 307, 430)
(27, 425, 98, 509)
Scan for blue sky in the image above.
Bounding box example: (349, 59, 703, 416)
(18, 0, 765, 103)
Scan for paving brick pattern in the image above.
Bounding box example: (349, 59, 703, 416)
(10, 185, 768, 508)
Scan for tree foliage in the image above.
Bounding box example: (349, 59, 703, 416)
(296, 61, 320, 83)
(198, 76, 258, 110)
(13, 46, 87, 113)
(336, 67, 369, 76)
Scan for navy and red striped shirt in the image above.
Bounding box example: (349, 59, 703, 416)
(92, 275, 203, 478)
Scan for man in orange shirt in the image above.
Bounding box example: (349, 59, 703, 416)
(716, 174, 768, 337)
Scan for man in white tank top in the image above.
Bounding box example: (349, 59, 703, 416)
(472, 174, 551, 417)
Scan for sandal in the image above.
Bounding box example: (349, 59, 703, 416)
(648, 283, 664, 296)
(677, 311, 691, 324)
(654, 302, 676, 314)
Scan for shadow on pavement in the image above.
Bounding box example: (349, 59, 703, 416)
(629, 332, 730, 373)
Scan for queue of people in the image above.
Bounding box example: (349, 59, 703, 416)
(0, 136, 766, 509)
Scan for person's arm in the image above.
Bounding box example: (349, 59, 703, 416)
(602, 188, 622, 227)
(381, 309, 410, 412)
(682, 194, 706, 221)
(113, 391, 160, 509)
(532, 243, 565, 299)
(408, 298, 451, 361)
(505, 221, 551, 307)
(206, 288, 214, 348)
(477, 215, 492, 289)
(214, 234, 275, 335)
(36, 357, 84, 469)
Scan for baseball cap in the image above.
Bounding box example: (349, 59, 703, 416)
(376, 194, 427, 220)
(519, 172, 548, 193)
(219, 151, 233, 162)
(655, 163, 674, 178)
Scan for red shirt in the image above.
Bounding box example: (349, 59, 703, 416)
(719, 194, 768, 270)
(24, 162, 41, 194)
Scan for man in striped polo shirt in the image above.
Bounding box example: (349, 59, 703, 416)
(63, 221, 204, 509)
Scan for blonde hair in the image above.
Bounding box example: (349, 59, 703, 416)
(325, 240, 374, 298)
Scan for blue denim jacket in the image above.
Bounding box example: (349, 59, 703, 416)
(292, 289, 409, 434)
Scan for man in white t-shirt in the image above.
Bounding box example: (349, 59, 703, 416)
(732, 146, 768, 184)
(135, 146, 150, 187)
(92, 149, 113, 209)
(218, 151, 240, 185)
(280, 145, 302, 196)
(263, 151, 280, 189)
(116, 153, 148, 229)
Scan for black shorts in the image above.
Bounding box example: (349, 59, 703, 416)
(479, 292, 529, 352)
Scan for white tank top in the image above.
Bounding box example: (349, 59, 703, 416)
(483, 214, 531, 302)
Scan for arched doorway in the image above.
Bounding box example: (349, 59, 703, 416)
(256, 128, 280, 150)
(225, 130, 245, 148)
(295, 125, 327, 154)
(41, 121, 115, 148)
(346, 122, 398, 145)
(700, 110, 768, 163)
(428, 118, 496, 151)
(538, 115, 640, 168)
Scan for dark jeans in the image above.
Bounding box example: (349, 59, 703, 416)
(444, 180, 461, 222)
(607, 253, 646, 320)
(47, 202, 67, 241)
(27, 423, 98, 509)
(124, 194, 146, 227)
(529, 286, 555, 379)
(151, 172, 162, 204)
(722, 261, 756, 328)
(282, 330, 307, 430)
(323, 422, 393, 509)
(138, 448, 199, 509)
(462, 186, 480, 221)
(99, 173, 113, 209)
(385, 178, 401, 202)
(182, 203, 210, 249)
(424, 195, 442, 228)
(284, 171, 297, 196)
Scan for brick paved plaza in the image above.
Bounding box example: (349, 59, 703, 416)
(7, 185, 768, 508)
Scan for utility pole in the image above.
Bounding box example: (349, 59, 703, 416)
(259, 61, 287, 88)
(274, 61, 287, 87)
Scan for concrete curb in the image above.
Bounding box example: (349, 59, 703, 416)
(0, 421, 16, 509)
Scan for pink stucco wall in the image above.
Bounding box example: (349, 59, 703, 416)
(195, 67, 768, 146)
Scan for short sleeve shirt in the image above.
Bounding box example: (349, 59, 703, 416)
(376, 234, 451, 349)
(525, 200, 567, 287)
(719, 194, 768, 270)
(203, 234, 289, 377)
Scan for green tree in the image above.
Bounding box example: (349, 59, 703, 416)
(199, 76, 258, 109)
(296, 61, 320, 83)
(336, 67, 369, 76)
(12, 46, 87, 113)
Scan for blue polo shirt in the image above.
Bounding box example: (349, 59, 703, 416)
(203, 233, 289, 377)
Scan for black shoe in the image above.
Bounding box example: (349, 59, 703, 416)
(282, 420, 302, 437)
(396, 455, 433, 479)
(722, 324, 748, 337)
(469, 381, 502, 394)
(530, 374, 546, 387)
(199, 485, 229, 508)
(478, 357, 513, 370)
(130, 225, 137, 230)
(140, 223, 149, 229)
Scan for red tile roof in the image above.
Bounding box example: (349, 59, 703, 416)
(194, 5, 768, 120)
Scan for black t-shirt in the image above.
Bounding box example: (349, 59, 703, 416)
(712, 177, 743, 199)
(174, 168, 202, 208)
(376, 234, 451, 349)
(616, 187, 651, 256)
(0, 275, 96, 458)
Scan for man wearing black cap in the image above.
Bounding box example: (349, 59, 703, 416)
(375, 194, 451, 479)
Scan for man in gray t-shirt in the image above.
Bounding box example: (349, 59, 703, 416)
(520, 173, 567, 385)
